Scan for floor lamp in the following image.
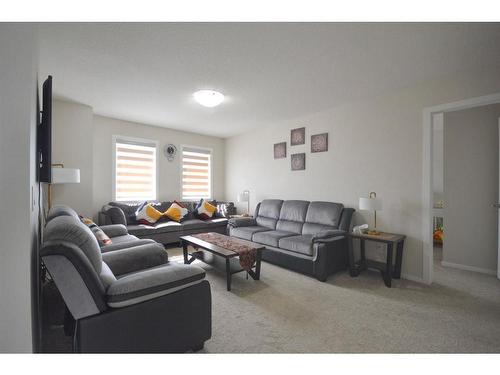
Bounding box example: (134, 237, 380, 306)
(237, 190, 250, 216)
(48, 164, 80, 209)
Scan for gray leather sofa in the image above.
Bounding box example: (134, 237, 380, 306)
(99, 200, 235, 245)
(41, 206, 211, 352)
(228, 199, 354, 281)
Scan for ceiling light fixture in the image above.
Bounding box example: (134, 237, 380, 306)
(193, 89, 224, 108)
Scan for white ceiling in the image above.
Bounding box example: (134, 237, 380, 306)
(38, 23, 500, 138)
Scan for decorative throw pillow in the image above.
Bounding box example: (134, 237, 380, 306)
(80, 216, 112, 246)
(136, 202, 163, 225)
(164, 201, 189, 222)
(195, 198, 217, 220)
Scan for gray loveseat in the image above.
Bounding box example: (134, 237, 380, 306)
(228, 199, 354, 281)
(99, 200, 235, 245)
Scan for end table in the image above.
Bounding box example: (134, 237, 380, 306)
(347, 231, 406, 288)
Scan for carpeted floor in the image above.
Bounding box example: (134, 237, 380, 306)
(42, 247, 500, 353)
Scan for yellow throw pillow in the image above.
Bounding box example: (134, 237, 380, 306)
(164, 201, 189, 222)
(196, 199, 217, 220)
(136, 203, 163, 225)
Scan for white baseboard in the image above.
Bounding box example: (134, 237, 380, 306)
(441, 261, 497, 275)
(400, 273, 426, 284)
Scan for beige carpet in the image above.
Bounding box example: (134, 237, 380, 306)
(168, 248, 500, 353)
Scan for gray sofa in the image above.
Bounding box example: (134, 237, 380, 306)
(228, 199, 354, 281)
(99, 200, 235, 245)
(42, 205, 211, 352)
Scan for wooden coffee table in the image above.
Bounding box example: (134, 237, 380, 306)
(180, 234, 264, 291)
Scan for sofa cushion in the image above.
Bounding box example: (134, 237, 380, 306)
(230, 226, 270, 241)
(107, 263, 206, 308)
(252, 230, 296, 247)
(276, 200, 310, 234)
(127, 221, 182, 236)
(181, 219, 208, 230)
(302, 201, 344, 235)
(136, 202, 164, 225)
(100, 238, 156, 253)
(278, 234, 314, 256)
(255, 199, 283, 229)
(109, 234, 141, 244)
(80, 216, 113, 246)
(205, 218, 228, 227)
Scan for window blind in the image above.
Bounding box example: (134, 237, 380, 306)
(114, 139, 156, 201)
(181, 146, 211, 200)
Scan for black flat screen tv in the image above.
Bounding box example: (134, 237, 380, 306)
(38, 75, 52, 183)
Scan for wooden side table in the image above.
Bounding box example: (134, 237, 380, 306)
(347, 231, 406, 288)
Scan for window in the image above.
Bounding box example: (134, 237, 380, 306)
(113, 137, 157, 201)
(181, 146, 212, 200)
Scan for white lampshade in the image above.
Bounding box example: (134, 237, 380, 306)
(51, 168, 80, 184)
(359, 196, 382, 211)
(237, 191, 249, 202)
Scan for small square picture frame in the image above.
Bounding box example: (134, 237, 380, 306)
(311, 133, 328, 153)
(274, 142, 287, 159)
(291, 153, 306, 171)
(290, 127, 306, 146)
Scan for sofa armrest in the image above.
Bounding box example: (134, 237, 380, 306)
(106, 263, 206, 308)
(339, 208, 355, 232)
(228, 217, 257, 228)
(102, 242, 168, 276)
(100, 205, 127, 226)
(312, 229, 346, 243)
(100, 224, 128, 238)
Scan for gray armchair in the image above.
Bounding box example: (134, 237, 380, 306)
(41, 212, 211, 353)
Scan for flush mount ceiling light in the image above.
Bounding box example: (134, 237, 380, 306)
(193, 89, 224, 108)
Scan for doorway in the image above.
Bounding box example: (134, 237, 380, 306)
(422, 92, 500, 284)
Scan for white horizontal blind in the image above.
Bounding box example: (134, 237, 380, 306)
(182, 146, 211, 200)
(114, 138, 157, 201)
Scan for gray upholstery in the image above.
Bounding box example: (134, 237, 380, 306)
(312, 229, 346, 242)
(229, 225, 270, 241)
(252, 230, 295, 247)
(102, 242, 169, 276)
(182, 219, 209, 230)
(101, 205, 127, 226)
(228, 217, 257, 228)
(100, 238, 156, 253)
(127, 222, 182, 236)
(302, 201, 344, 235)
(43, 255, 103, 319)
(228, 199, 354, 281)
(107, 263, 205, 308)
(255, 199, 283, 229)
(100, 224, 128, 238)
(278, 234, 314, 256)
(44, 215, 103, 273)
(46, 205, 80, 222)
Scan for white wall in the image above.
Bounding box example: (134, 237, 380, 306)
(92, 115, 226, 216)
(52, 100, 94, 216)
(0, 25, 39, 353)
(225, 66, 500, 281)
(432, 114, 444, 205)
(51, 100, 226, 220)
(443, 104, 500, 273)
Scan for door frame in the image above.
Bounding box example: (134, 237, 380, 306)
(422, 92, 500, 284)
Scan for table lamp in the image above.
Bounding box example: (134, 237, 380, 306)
(48, 164, 80, 208)
(359, 191, 382, 235)
(237, 190, 250, 215)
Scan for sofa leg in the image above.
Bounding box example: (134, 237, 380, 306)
(192, 342, 205, 352)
